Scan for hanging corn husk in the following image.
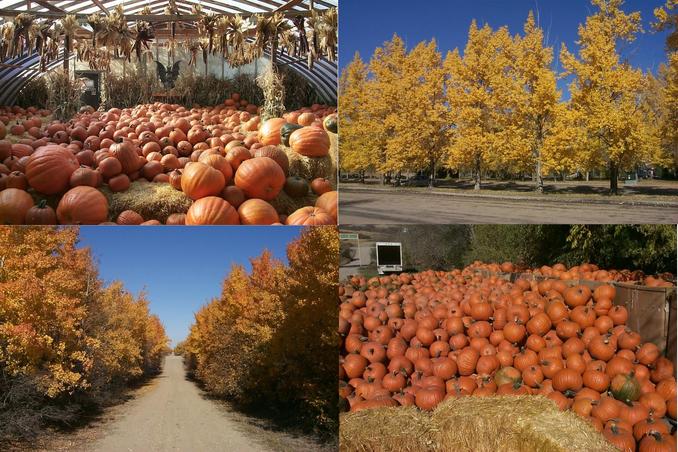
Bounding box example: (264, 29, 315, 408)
(140, 6, 152, 16)
(184, 40, 200, 67)
(215, 15, 229, 58)
(305, 10, 321, 69)
(278, 27, 297, 57)
(27, 23, 40, 56)
(98, 5, 134, 60)
(87, 14, 105, 48)
(199, 37, 210, 76)
(193, 5, 218, 55)
(34, 21, 52, 70)
(132, 20, 155, 62)
(0, 22, 15, 61)
(61, 14, 78, 53)
(77, 40, 111, 71)
(165, 0, 180, 59)
(10, 13, 35, 58)
(318, 7, 337, 62)
(224, 14, 253, 67)
(292, 16, 308, 58)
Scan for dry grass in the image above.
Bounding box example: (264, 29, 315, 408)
(101, 181, 192, 223)
(284, 133, 337, 183)
(340, 396, 615, 452)
(269, 189, 317, 216)
(340, 406, 436, 452)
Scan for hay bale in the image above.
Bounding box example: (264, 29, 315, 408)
(102, 181, 192, 223)
(283, 133, 337, 183)
(269, 189, 317, 216)
(430, 396, 614, 452)
(340, 406, 437, 452)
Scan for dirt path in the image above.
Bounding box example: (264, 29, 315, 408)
(85, 356, 266, 451)
(33, 354, 328, 452)
(339, 190, 678, 224)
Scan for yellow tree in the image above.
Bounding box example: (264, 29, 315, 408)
(384, 40, 448, 185)
(512, 12, 561, 191)
(445, 22, 521, 189)
(653, 0, 678, 51)
(560, 0, 667, 194)
(367, 35, 407, 183)
(338, 53, 374, 177)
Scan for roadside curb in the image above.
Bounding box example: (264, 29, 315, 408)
(338, 185, 678, 209)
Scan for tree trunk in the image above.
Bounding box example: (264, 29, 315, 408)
(609, 162, 619, 195)
(535, 158, 544, 193)
(586, 171, 590, 182)
(360, 170, 365, 184)
(474, 156, 481, 190)
(429, 158, 435, 188)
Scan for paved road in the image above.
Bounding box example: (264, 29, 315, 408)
(89, 356, 268, 452)
(339, 190, 678, 224)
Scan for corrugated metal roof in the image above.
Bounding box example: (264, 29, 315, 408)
(0, 0, 337, 106)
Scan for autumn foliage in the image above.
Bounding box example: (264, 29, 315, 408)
(180, 226, 338, 437)
(0, 227, 169, 440)
(340, 0, 676, 193)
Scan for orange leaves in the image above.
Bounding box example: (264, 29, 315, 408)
(182, 226, 338, 436)
(0, 226, 169, 435)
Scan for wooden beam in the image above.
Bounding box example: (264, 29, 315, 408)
(274, 0, 304, 12)
(0, 8, 317, 21)
(90, 0, 109, 15)
(30, 0, 64, 13)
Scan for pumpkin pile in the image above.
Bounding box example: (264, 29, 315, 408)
(0, 96, 337, 225)
(339, 268, 677, 452)
(468, 261, 675, 287)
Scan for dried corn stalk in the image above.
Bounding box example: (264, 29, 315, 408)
(257, 64, 285, 120)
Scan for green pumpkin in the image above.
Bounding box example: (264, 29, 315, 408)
(280, 123, 303, 147)
(610, 373, 641, 404)
(323, 114, 337, 134)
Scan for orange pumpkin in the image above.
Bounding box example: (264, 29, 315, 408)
(25, 145, 79, 194)
(289, 126, 330, 157)
(286, 206, 335, 225)
(56, 186, 109, 225)
(0, 188, 34, 224)
(316, 190, 337, 221)
(185, 197, 240, 225)
(237, 199, 279, 225)
(259, 118, 287, 146)
(234, 157, 285, 201)
(181, 162, 226, 200)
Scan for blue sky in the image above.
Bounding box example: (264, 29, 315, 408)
(339, 0, 671, 96)
(78, 227, 303, 347)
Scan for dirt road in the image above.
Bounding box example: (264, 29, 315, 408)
(86, 356, 280, 452)
(339, 190, 678, 224)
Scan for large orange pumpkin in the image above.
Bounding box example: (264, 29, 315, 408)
(237, 199, 279, 225)
(316, 190, 337, 221)
(110, 141, 142, 174)
(288, 127, 330, 157)
(25, 145, 79, 194)
(234, 157, 285, 201)
(0, 188, 34, 224)
(186, 196, 240, 225)
(259, 118, 287, 146)
(56, 186, 109, 224)
(198, 153, 233, 184)
(286, 206, 335, 225)
(181, 162, 226, 200)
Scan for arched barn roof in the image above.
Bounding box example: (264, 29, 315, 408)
(0, 0, 337, 105)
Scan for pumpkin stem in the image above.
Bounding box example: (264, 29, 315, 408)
(37, 199, 47, 209)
